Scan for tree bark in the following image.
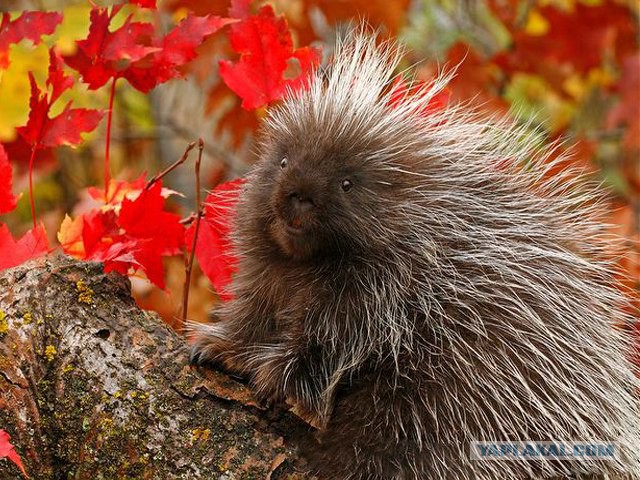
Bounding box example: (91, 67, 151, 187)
(0, 255, 316, 479)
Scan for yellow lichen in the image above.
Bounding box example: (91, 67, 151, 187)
(98, 417, 114, 434)
(191, 428, 211, 443)
(62, 364, 75, 373)
(22, 312, 32, 324)
(44, 345, 57, 362)
(76, 280, 94, 305)
(0, 310, 7, 335)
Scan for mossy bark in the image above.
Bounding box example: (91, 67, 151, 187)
(0, 256, 316, 480)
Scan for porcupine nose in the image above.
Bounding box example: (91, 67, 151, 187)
(288, 192, 314, 214)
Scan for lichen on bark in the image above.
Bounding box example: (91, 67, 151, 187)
(0, 256, 315, 480)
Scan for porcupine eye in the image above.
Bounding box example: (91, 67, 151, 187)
(341, 179, 353, 192)
(280, 157, 288, 169)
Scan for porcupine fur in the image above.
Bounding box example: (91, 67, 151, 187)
(189, 30, 640, 480)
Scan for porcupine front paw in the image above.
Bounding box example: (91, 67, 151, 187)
(187, 321, 252, 385)
(187, 321, 232, 366)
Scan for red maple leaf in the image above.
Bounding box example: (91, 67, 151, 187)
(63, 7, 158, 90)
(78, 210, 144, 277)
(0, 223, 49, 272)
(219, 4, 321, 110)
(17, 50, 104, 149)
(0, 136, 57, 171)
(59, 209, 142, 277)
(58, 212, 97, 259)
(59, 181, 185, 289)
(0, 430, 28, 478)
(0, 143, 19, 215)
(17, 49, 104, 227)
(124, 13, 236, 92)
(110, 180, 185, 288)
(66, 7, 233, 93)
(0, 11, 62, 69)
(119, 181, 184, 244)
(186, 178, 244, 300)
(59, 209, 120, 259)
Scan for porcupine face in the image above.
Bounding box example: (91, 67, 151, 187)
(251, 133, 398, 262)
(243, 35, 429, 263)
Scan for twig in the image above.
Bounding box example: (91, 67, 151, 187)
(28, 145, 38, 229)
(181, 139, 205, 327)
(180, 213, 198, 226)
(162, 119, 243, 174)
(104, 77, 117, 197)
(145, 141, 196, 191)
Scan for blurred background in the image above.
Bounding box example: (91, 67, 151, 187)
(0, 0, 638, 327)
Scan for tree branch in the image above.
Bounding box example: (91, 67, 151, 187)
(0, 256, 316, 480)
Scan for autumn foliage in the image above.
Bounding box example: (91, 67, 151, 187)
(0, 1, 639, 474)
(0, 0, 321, 294)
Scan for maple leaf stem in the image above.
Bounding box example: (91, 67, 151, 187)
(28, 145, 38, 229)
(182, 139, 204, 327)
(104, 77, 117, 198)
(145, 141, 197, 191)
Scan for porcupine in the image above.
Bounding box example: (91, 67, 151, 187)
(189, 31, 640, 480)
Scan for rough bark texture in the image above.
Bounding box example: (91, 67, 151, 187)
(0, 255, 316, 479)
